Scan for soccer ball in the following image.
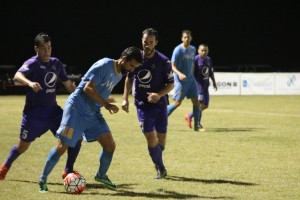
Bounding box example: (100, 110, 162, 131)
(63, 172, 86, 194)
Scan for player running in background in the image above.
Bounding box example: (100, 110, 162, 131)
(184, 44, 217, 131)
(38, 46, 143, 192)
(167, 30, 201, 131)
(0, 32, 81, 180)
(122, 28, 174, 179)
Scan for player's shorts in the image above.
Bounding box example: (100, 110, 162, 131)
(198, 92, 210, 107)
(20, 105, 63, 142)
(56, 101, 110, 148)
(172, 78, 198, 101)
(136, 105, 167, 133)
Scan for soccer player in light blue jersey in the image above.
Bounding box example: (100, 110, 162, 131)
(0, 33, 81, 181)
(38, 46, 143, 192)
(167, 30, 201, 131)
(122, 28, 174, 179)
(184, 44, 217, 131)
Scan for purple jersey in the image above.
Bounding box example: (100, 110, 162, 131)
(194, 55, 214, 92)
(18, 55, 69, 110)
(128, 51, 174, 107)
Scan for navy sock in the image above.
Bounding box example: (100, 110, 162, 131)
(193, 105, 200, 126)
(65, 140, 82, 172)
(148, 144, 165, 172)
(4, 145, 20, 168)
(158, 144, 165, 152)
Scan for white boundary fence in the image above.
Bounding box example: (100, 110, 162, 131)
(169, 73, 300, 95)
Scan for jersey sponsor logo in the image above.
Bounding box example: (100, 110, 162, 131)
(44, 72, 57, 88)
(40, 65, 46, 69)
(101, 80, 116, 92)
(202, 66, 209, 79)
(137, 69, 152, 88)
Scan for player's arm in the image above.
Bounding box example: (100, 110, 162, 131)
(62, 80, 76, 93)
(210, 74, 217, 91)
(13, 71, 43, 92)
(83, 80, 119, 114)
(147, 82, 174, 103)
(122, 76, 133, 113)
(171, 62, 186, 81)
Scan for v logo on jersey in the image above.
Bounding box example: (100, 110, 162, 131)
(101, 80, 115, 92)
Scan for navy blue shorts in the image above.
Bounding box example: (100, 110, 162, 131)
(20, 105, 63, 142)
(136, 105, 168, 133)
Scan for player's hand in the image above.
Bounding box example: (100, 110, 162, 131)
(28, 82, 43, 92)
(147, 92, 160, 103)
(179, 73, 186, 81)
(105, 104, 119, 114)
(121, 100, 129, 113)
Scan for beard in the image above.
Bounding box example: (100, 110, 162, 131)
(144, 48, 155, 57)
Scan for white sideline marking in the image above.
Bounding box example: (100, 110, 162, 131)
(211, 109, 300, 118)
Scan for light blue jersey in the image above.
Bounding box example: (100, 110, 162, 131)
(171, 44, 196, 82)
(70, 58, 122, 116)
(56, 58, 122, 147)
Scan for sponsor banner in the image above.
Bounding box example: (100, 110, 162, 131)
(275, 73, 300, 95)
(241, 73, 274, 95)
(209, 73, 240, 95)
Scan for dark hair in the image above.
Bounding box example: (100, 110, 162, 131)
(182, 29, 192, 37)
(121, 46, 143, 63)
(34, 32, 51, 47)
(142, 28, 158, 40)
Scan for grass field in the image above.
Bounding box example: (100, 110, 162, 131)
(0, 95, 299, 200)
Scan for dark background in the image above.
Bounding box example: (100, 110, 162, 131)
(0, 1, 299, 75)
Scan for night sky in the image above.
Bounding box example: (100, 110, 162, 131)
(0, 1, 299, 73)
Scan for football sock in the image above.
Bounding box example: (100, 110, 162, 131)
(4, 145, 20, 168)
(65, 140, 82, 172)
(193, 105, 200, 126)
(39, 148, 61, 182)
(167, 104, 176, 116)
(97, 150, 113, 178)
(158, 144, 165, 152)
(148, 144, 165, 172)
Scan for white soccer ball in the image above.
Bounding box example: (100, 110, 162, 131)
(63, 172, 86, 194)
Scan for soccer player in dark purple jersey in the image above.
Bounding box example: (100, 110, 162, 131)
(122, 28, 174, 179)
(0, 33, 82, 181)
(184, 44, 217, 131)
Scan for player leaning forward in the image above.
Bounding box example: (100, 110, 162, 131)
(38, 46, 143, 192)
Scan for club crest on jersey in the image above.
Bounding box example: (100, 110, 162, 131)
(101, 81, 115, 92)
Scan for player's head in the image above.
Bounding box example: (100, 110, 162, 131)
(198, 44, 209, 58)
(142, 28, 158, 58)
(181, 29, 192, 47)
(34, 32, 52, 62)
(119, 46, 143, 72)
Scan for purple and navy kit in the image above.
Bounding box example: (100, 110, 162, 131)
(17, 55, 69, 142)
(18, 55, 69, 110)
(194, 55, 214, 93)
(128, 51, 174, 107)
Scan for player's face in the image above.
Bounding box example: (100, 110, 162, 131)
(121, 59, 140, 72)
(181, 33, 192, 47)
(35, 41, 52, 62)
(198, 46, 209, 58)
(142, 34, 157, 58)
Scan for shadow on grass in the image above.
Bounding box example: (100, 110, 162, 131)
(166, 175, 257, 186)
(10, 179, 235, 199)
(208, 128, 261, 132)
(87, 183, 235, 199)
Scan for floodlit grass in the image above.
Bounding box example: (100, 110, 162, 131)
(0, 95, 299, 200)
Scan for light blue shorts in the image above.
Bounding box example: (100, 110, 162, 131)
(56, 101, 110, 147)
